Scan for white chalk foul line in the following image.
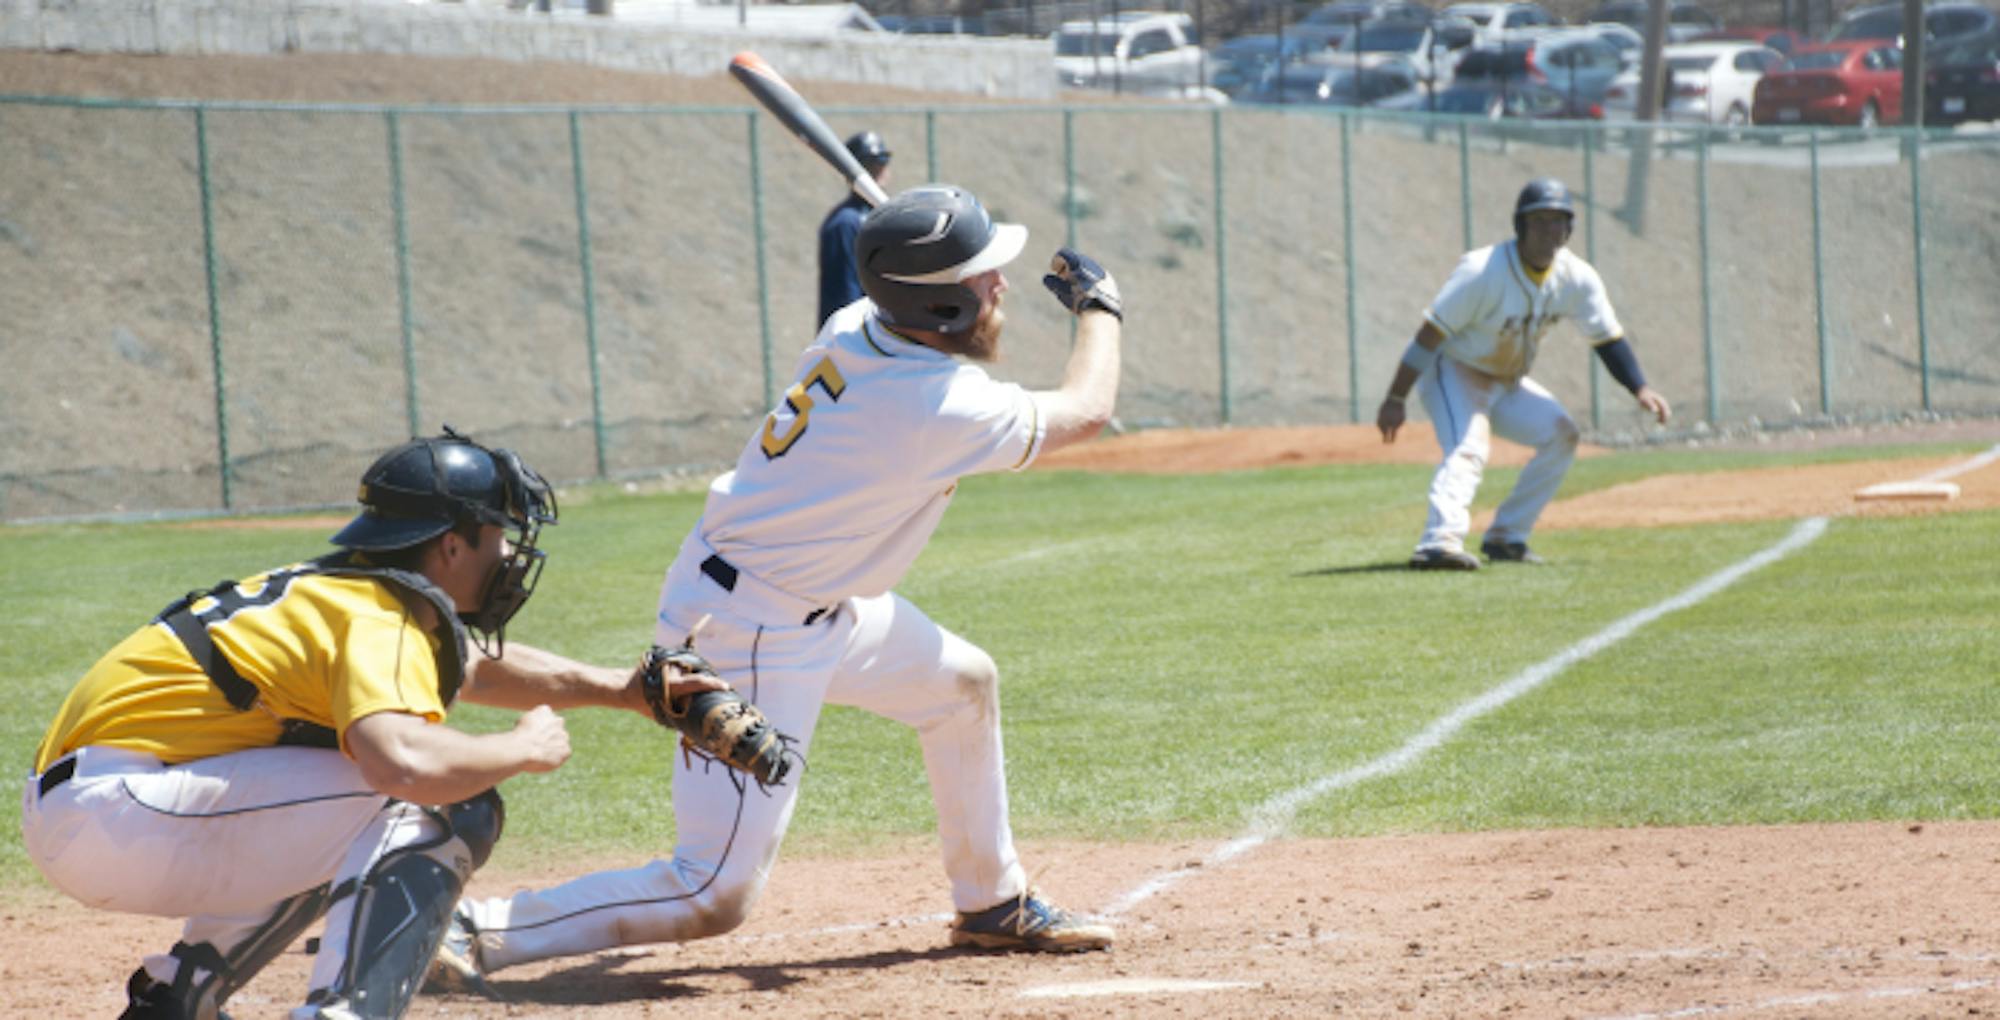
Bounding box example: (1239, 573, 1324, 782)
(1917, 441, 2000, 483)
(1103, 516, 1832, 919)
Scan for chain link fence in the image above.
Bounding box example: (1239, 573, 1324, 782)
(2, 94, 1995, 522)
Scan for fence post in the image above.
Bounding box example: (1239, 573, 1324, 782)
(925, 108, 939, 182)
(1698, 130, 1716, 425)
(195, 106, 232, 510)
(1342, 111, 1359, 424)
(386, 110, 420, 438)
(1583, 124, 1601, 430)
(1810, 129, 1830, 415)
(1457, 120, 1472, 252)
(1909, 127, 1930, 411)
(1063, 108, 1077, 249)
(1212, 107, 1231, 424)
(568, 110, 607, 479)
(750, 111, 776, 412)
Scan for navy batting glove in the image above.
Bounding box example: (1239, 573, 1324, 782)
(1042, 248, 1123, 321)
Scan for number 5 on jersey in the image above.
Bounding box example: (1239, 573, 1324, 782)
(761, 357, 847, 459)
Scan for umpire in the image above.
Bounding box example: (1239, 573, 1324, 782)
(21, 429, 720, 1019)
(816, 130, 893, 329)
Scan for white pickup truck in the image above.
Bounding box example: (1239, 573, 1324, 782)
(1052, 11, 1208, 94)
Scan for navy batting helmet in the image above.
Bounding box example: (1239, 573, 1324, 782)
(332, 428, 554, 552)
(1513, 177, 1576, 238)
(856, 185, 1026, 335)
(845, 130, 892, 171)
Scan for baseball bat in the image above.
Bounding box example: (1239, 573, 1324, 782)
(729, 51, 889, 209)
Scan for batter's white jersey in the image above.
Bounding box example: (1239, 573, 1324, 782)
(1424, 240, 1623, 381)
(450, 299, 1052, 972)
(699, 299, 1048, 604)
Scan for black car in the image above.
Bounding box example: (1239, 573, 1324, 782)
(1926, 28, 2000, 122)
(1828, 1, 1999, 47)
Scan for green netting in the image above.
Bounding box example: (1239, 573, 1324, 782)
(3, 96, 1995, 522)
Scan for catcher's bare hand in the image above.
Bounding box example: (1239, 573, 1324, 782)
(511, 705, 572, 773)
(1377, 398, 1407, 443)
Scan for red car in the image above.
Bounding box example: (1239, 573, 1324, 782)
(1752, 40, 1905, 127)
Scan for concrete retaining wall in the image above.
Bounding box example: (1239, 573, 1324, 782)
(0, 0, 1055, 98)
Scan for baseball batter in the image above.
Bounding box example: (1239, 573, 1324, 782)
(432, 185, 1125, 987)
(21, 431, 719, 1019)
(1378, 177, 1671, 570)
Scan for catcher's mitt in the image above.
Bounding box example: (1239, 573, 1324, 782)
(639, 643, 797, 788)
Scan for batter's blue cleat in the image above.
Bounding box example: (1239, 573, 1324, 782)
(1480, 540, 1546, 564)
(950, 891, 1114, 953)
(1409, 547, 1481, 571)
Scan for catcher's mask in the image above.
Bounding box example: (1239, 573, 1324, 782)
(332, 426, 557, 655)
(855, 185, 1026, 335)
(1513, 176, 1576, 241)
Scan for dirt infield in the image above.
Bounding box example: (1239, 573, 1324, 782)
(25, 424, 2000, 1018)
(12, 821, 2000, 1019)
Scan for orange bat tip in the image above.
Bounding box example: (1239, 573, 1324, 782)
(731, 52, 772, 73)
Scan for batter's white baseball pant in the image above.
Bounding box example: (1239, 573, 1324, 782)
(1415, 358, 1580, 553)
(458, 540, 1024, 972)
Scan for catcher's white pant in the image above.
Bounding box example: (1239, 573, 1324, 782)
(20, 744, 448, 1018)
(456, 534, 1024, 972)
(1415, 357, 1580, 553)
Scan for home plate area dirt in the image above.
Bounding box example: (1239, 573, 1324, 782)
(15, 424, 2000, 1018)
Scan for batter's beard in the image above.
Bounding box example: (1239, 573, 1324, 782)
(939, 306, 1005, 363)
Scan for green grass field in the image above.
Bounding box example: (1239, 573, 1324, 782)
(6, 441, 1997, 889)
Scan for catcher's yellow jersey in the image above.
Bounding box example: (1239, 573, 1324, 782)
(34, 568, 450, 772)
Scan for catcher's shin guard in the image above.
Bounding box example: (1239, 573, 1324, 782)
(120, 883, 335, 1020)
(307, 790, 504, 1019)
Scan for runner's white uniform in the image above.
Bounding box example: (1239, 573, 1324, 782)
(456, 299, 1045, 969)
(1415, 239, 1624, 554)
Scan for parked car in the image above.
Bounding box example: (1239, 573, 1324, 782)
(1450, 30, 1626, 107)
(1302, 0, 1437, 28)
(1052, 12, 1206, 92)
(1239, 61, 1423, 104)
(1587, 0, 1725, 41)
(1694, 25, 1808, 56)
(876, 14, 984, 34)
(1827, 1, 1998, 47)
(1383, 75, 1604, 116)
(1439, 1, 1561, 43)
(1330, 16, 1457, 81)
(1925, 27, 2000, 123)
(1576, 21, 1645, 68)
(1601, 40, 1785, 123)
(1752, 41, 1905, 127)
(1208, 32, 1321, 96)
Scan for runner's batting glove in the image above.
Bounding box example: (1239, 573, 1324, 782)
(639, 644, 798, 789)
(1042, 248, 1122, 321)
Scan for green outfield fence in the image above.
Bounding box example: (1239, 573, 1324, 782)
(2, 94, 1996, 522)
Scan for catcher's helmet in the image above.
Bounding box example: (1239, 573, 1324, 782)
(845, 130, 892, 171)
(332, 428, 555, 552)
(856, 185, 1026, 335)
(1513, 177, 1576, 238)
